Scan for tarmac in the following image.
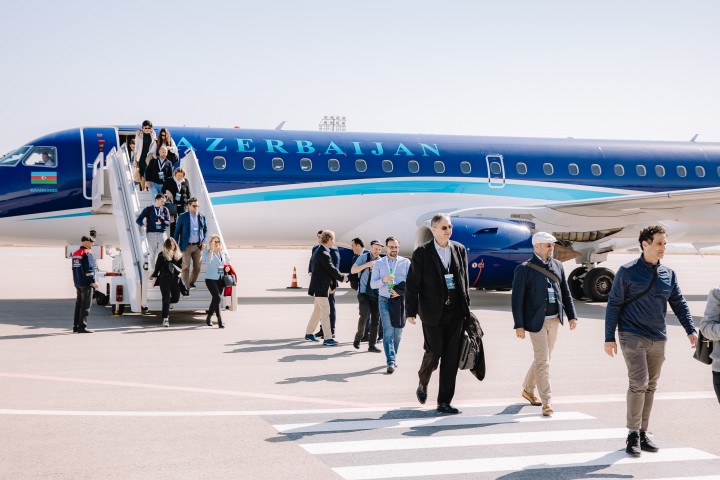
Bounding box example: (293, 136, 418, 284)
(1, 247, 718, 480)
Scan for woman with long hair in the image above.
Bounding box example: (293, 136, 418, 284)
(156, 128, 179, 164)
(202, 234, 226, 328)
(150, 237, 183, 327)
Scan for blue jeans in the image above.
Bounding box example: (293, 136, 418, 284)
(379, 296, 403, 367)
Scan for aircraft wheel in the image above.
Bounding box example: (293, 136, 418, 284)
(582, 267, 615, 302)
(111, 304, 125, 316)
(568, 267, 587, 300)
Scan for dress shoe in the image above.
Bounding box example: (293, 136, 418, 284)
(353, 340, 360, 349)
(206, 316, 213, 327)
(323, 339, 338, 346)
(190, 283, 196, 288)
(386, 365, 395, 374)
(315, 330, 324, 339)
(77, 328, 94, 333)
(437, 403, 460, 414)
(72, 326, 78, 333)
(368, 346, 381, 353)
(542, 404, 554, 417)
(522, 389, 542, 406)
(218, 319, 225, 329)
(304, 334, 318, 342)
(416, 384, 427, 404)
(626, 431, 641, 457)
(640, 431, 659, 452)
(141, 306, 149, 314)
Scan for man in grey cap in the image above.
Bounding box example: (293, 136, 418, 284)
(511, 231, 577, 416)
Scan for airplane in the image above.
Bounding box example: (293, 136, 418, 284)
(2, 124, 720, 304)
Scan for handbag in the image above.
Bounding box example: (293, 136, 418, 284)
(165, 201, 178, 216)
(222, 274, 236, 287)
(694, 331, 714, 365)
(458, 331, 478, 370)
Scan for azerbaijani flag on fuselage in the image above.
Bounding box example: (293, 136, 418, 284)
(31, 172, 57, 184)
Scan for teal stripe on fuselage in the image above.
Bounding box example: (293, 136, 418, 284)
(21, 211, 92, 221)
(211, 180, 628, 205)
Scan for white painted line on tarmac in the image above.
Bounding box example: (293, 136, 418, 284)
(0, 372, 369, 408)
(301, 427, 628, 454)
(332, 448, 719, 480)
(273, 411, 594, 434)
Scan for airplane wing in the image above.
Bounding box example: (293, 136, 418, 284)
(450, 186, 720, 235)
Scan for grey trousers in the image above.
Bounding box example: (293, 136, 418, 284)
(619, 332, 666, 431)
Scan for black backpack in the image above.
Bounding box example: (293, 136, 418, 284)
(349, 253, 361, 290)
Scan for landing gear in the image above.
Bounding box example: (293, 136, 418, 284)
(568, 266, 615, 302)
(582, 267, 615, 302)
(568, 267, 587, 300)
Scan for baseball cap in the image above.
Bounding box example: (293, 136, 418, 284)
(370, 239, 384, 246)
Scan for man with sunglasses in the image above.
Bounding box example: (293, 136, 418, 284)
(173, 197, 207, 289)
(512, 231, 578, 418)
(406, 214, 471, 414)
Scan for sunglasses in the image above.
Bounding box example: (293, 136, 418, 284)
(436, 225, 453, 231)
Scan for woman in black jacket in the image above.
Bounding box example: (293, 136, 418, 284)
(150, 237, 183, 327)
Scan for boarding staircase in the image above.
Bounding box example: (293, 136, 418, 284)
(97, 145, 237, 315)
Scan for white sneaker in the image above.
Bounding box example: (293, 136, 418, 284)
(162, 318, 169, 327)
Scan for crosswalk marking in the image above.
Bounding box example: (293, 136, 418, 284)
(332, 448, 718, 480)
(300, 427, 628, 454)
(273, 411, 594, 434)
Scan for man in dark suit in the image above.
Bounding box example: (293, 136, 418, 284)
(406, 214, 471, 414)
(305, 230, 345, 346)
(173, 197, 207, 289)
(512, 231, 578, 418)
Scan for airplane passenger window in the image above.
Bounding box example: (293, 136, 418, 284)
(636, 165, 647, 176)
(568, 164, 579, 175)
(489, 162, 501, 175)
(243, 157, 255, 171)
(434, 161, 445, 173)
(676, 166, 687, 177)
(22, 147, 58, 168)
(382, 160, 393, 173)
(272, 158, 284, 171)
(213, 156, 226, 170)
(460, 161, 471, 174)
(696, 166, 706, 177)
(300, 158, 312, 171)
(328, 158, 340, 172)
(614, 164, 624, 176)
(408, 160, 419, 173)
(0, 146, 31, 166)
(355, 159, 367, 172)
(655, 165, 665, 177)
(516, 163, 527, 175)
(543, 163, 553, 175)
(591, 164, 601, 176)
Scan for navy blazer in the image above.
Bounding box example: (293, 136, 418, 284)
(511, 255, 577, 333)
(173, 211, 207, 251)
(405, 239, 470, 327)
(308, 246, 344, 298)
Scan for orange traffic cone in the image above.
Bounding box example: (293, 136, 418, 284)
(286, 266, 302, 289)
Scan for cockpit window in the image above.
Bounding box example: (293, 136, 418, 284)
(22, 147, 58, 168)
(0, 146, 31, 166)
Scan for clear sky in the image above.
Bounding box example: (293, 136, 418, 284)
(1, 0, 719, 154)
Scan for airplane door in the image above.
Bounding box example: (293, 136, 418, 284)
(486, 154, 505, 188)
(81, 127, 118, 200)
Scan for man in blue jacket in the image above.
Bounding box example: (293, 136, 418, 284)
(173, 198, 207, 288)
(72, 235, 98, 333)
(512, 232, 577, 418)
(605, 225, 697, 457)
